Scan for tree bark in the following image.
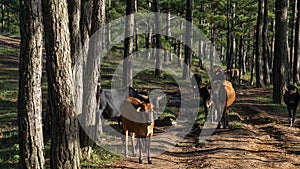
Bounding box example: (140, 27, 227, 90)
(294, 0, 300, 84)
(18, 0, 45, 168)
(153, 0, 163, 77)
(226, 0, 232, 69)
(42, 0, 81, 168)
(78, 0, 93, 159)
(183, 0, 192, 80)
(123, 0, 135, 87)
(263, 0, 270, 85)
(290, 0, 297, 82)
(255, 0, 264, 88)
(273, 0, 289, 104)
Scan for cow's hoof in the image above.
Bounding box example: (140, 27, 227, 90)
(148, 158, 152, 164)
(139, 158, 143, 164)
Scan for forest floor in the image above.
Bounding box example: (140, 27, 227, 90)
(101, 87, 300, 169)
(1, 35, 300, 169)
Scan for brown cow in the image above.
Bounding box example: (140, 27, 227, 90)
(204, 80, 236, 128)
(120, 97, 155, 164)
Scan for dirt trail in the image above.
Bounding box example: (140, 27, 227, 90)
(102, 88, 300, 169)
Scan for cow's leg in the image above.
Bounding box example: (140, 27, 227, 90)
(223, 109, 228, 128)
(95, 110, 102, 143)
(125, 130, 129, 158)
(147, 137, 152, 164)
(292, 107, 297, 126)
(193, 87, 196, 99)
(130, 132, 136, 157)
(138, 138, 143, 164)
(287, 107, 293, 126)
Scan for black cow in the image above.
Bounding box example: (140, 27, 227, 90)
(98, 86, 138, 124)
(284, 85, 300, 126)
(96, 87, 161, 142)
(191, 73, 203, 98)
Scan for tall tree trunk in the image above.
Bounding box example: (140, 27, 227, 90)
(178, 18, 183, 68)
(145, 20, 152, 60)
(106, 0, 111, 50)
(255, 0, 264, 87)
(226, 0, 232, 69)
(79, 0, 93, 159)
(68, 0, 82, 124)
(183, 0, 192, 80)
(1, 1, 4, 32)
(294, 0, 300, 84)
(250, 26, 256, 86)
(289, 0, 297, 82)
(42, 0, 81, 168)
(153, 0, 163, 77)
(123, 0, 135, 87)
(164, 10, 171, 62)
(273, 0, 289, 104)
(263, 0, 270, 84)
(134, 0, 139, 57)
(18, 1, 45, 168)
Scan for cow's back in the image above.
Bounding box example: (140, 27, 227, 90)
(224, 81, 236, 107)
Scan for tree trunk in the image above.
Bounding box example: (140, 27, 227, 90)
(294, 0, 300, 84)
(177, 19, 183, 68)
(153, 0, 163, 77)
(183, 0, 192, 80)
(42, 0, 81, 168)
(78, 0, 93, 159)
(18, 1, 45, 168)
(273, 0, 289, 104)
(255, 0, 265, 88)
(145, 20, 152, 60)
(1, 1, 4, 32)
(263, 0, 270, 85)
(250, 26, 256, 86)
(68, 0, 82, 123)
(164, 10, 171, 62)
(226, 0, 232, 69)
(123, 0, 135, 87)
(134, 0, 139, 57)
(289, 0, 297, 82)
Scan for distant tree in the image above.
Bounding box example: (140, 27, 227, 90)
(273, 0, 288, 104)
(42, 0, 81, 168)
(18, 0, 44, 168)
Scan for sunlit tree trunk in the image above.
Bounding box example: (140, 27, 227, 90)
(263, 0, 270, 85)
(273, 0, 288, 104)
(42, 0, 81, 168)
(18, 0, 44, 168)
(255, 0, 265, 88)
(183, 0, 192, 80)
(294, 0, 300, 84)
(153, 0, 163, 77)
(123, 0, 134, 87)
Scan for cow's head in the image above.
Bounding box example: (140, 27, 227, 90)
(284, 85, 300, 104)
(142, 103, 155, 125)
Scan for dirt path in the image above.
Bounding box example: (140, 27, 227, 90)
(102, 88, 300, 169)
